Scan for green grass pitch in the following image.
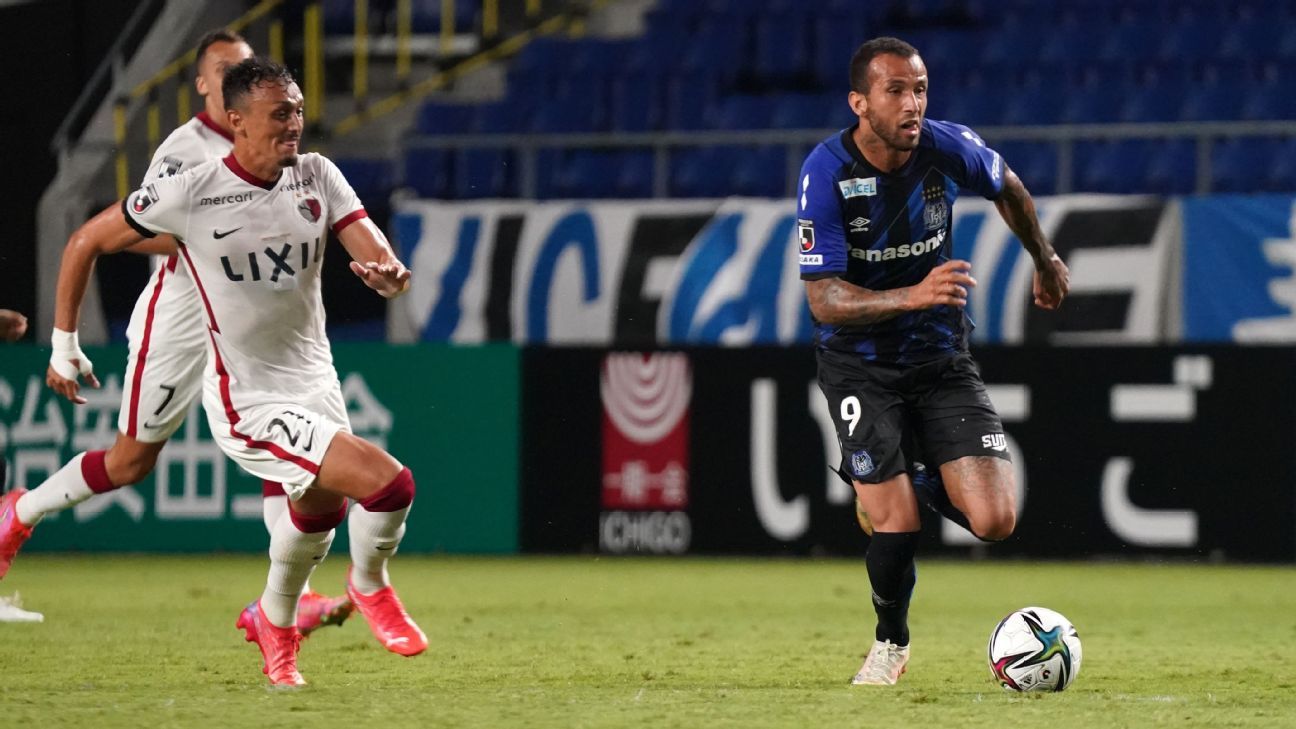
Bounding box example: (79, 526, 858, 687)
(1, 556, 1294, 727)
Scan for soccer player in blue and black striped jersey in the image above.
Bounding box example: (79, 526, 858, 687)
(797, 37, 1070, 686)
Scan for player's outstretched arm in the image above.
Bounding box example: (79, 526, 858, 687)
(47, 203, 150, 404)
(338, 217, 411, 299)
(993, 167, 1070, 310)
(806, 260, 978, 326)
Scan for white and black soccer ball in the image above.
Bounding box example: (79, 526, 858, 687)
(987, 606, 1083, 692)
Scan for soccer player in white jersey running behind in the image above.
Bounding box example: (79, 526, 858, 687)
(30, 57, 423, 686)
(0, 30, 352, 636)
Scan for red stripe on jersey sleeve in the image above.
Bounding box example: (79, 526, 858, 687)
(331, 209, 368, 235)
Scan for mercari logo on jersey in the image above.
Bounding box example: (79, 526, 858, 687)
(850, 229, 946, 262)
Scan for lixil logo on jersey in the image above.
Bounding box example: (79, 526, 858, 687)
(298, 197, 321, 223)
(599, 352, 692, 554)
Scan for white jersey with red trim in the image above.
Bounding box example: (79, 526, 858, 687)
(122, 152, 367, 407)
(117, 112, 235, 441)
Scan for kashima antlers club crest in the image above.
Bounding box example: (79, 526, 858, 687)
(297, 197, 321, 223)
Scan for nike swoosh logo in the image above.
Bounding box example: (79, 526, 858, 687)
(385, 637, 409, 646)
(213, 227, 242, 239)
(376, 545, 394, 551)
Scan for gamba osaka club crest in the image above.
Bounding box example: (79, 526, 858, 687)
(297, 197, 321, 223)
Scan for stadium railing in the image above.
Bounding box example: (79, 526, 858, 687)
(401, 120, 1296, 197)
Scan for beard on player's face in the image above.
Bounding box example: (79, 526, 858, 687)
(866, 107, 921, 151)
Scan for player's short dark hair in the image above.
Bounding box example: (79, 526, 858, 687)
(196, 28, 247, 68)
(222, 57, 296, 111)
(850, 37, 920, 93)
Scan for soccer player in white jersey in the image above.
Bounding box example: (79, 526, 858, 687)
(34, 57, 424, 686)
(0, 34, 351, 636)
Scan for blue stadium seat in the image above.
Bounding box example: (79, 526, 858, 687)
(1120, 81, 1188, 123)
(664, 71, 720, 131)
(1211, 137, 1277, 193)
(670, 147, 740, 197)
(754, 12, 811, 82)
(1141, 139, 1197, 195)
(993, 141, 1058, 196)
(410, 0, 478, 33)
(454, 148, 516, 199)
(1266, 138, 1296, 192)
(415, 102, 476, 135)
(402, 148, 453, 199)
(1073, 141, 1152, 194)
(540, 150, 655, 199)
(729, 146, 788, 198)
(1156, 19, 1219, 62)
(770, 94, 834, 130)
(1096, 21, 1162, 63)
(1179, 84, 1248, 122)
(472, 101, 532, 134)
(1218, 17, 1286, 60)
(530, 95, 601, 133)
(709, 95, 774, 131)
(1000, 82, 1066, 125)
(1060, 86, 1123, 124)
(609, 72, 666, 133)
(334, 158, 394, 202)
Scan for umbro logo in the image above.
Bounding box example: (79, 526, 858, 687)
(213, 227, 242, 239)
(849, 217, 870, 232)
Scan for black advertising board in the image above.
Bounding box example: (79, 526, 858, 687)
(521, 347, 1296, 561)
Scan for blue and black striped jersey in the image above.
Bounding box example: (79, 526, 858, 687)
(796, 118, 1004, 364)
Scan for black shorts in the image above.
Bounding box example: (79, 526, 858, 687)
(816, 349, 1010, 484)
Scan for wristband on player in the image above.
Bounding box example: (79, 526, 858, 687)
(49, 327, 94, 380)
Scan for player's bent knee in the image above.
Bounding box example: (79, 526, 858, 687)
(971, 509, 1017, 542)
(357, 467, 415, 512)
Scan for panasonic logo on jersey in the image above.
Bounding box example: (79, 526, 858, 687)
(850, 229, 946, 262)
(200, 192, 256, 206)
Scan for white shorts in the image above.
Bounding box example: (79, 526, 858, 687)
(205, 382, 351, 499)
(118, 256, 210, 443)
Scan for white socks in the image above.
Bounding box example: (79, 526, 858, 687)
(348, 505, 410, 595)
(15, 453, 95, 525)
(260, 513, 335, 628)
(261, 495, 312, 594)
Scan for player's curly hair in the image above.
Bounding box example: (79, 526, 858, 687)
(850, 37, 919, 93)
(222, 57, 296, 111)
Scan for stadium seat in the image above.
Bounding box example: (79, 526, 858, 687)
(1211, 137, 1276, 193)
(1266, 138, 1296, 192)
(709, 95, 775, 131)
(770, 94, 833, 130)
(1060, 86, 1123, 124)
(472, 100, 533, 134)
(454, 148, 516, 199)
(334, 158, 394, 202)
(415, 102, 476, 135)
(1073, 140, 1153, 194)
(993, 141, 1058, 196)
(1179, 84, 1248, 122)
(1141, 139, 1197, 195)
(753, 12, 811, 83)
(729, 146, 788, 198)
(670, 147, 740, 197)
(402, 147, 454, 199)
(609, 72, 666, 133)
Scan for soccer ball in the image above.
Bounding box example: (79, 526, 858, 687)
(987, 606, 1082, 692)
